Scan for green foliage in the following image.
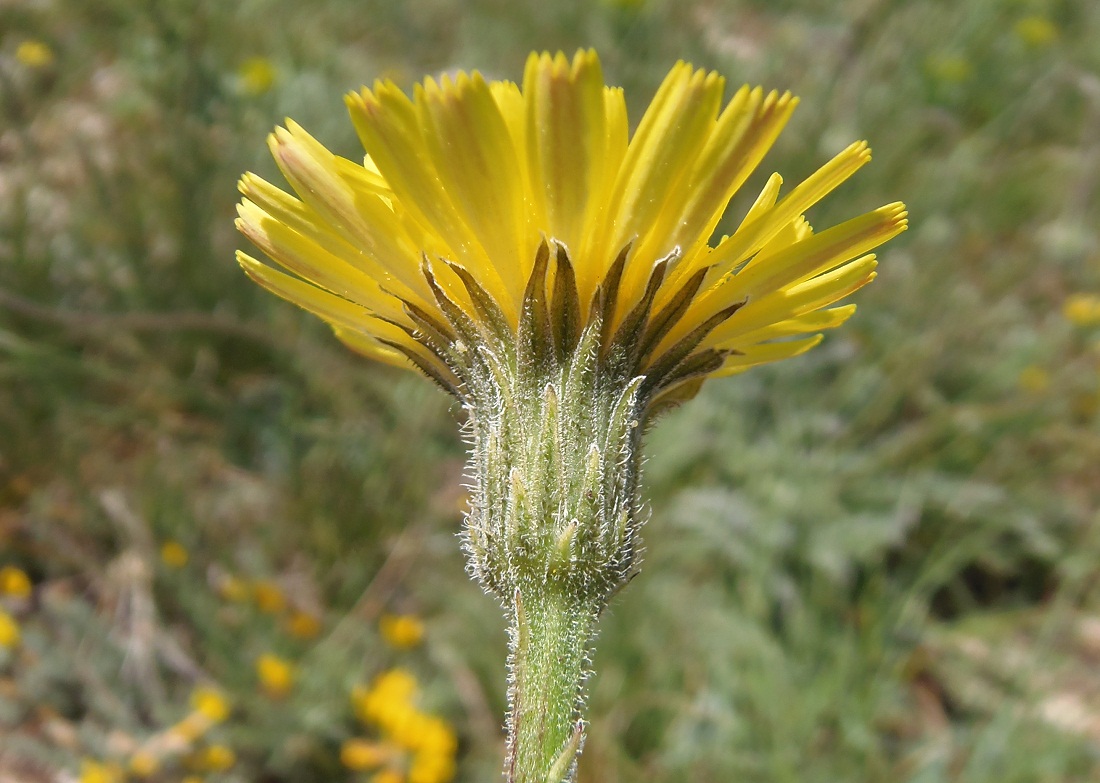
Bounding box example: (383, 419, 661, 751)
(1, 0, 1098, 781)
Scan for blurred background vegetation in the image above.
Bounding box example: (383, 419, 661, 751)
(1, 0, 1099, 780)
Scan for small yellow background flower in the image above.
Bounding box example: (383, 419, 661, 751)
(256, 652, 295, 697)
(160, 541, 189, 568)
(0, 609, 20, 648)
(380, 613, 425, 648)
(1063, 293, 1100, 326)
(252, 580, 286, 613)
(238, 57, 277, 95)
(190, 685, 231, 722)
(285, 609, 323, 639)
(0, 566, 31, 598)
(16, 40, 54, 68)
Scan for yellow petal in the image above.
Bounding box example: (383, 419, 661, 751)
(267, 124, 430, 301)
(576, 84, 629, 303)
(235, 200, 407, 322)
(707, 140, 873, 277)
(707, 254, 878, 347)
(416, 72, 532, 307)
(719, 202, 906, 305)
(524, 50, 607, 260)
(721, 304, 857, 347)
(332, 327, 416, 370)
(237, 251, 411, 348)
(346, 82, 505, 313)
(737, 172, 784, 236)
(610, 65, 727, 314)
(669, 88, 798, 259)
(240, 175, 433, 312)
(713, 334, 824, 376)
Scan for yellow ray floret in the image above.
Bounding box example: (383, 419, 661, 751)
(237, 49, 906, 391)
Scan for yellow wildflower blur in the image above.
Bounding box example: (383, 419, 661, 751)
(1072, 392, 1100, 420)
(1063, 294, 1100, 327)
(217, 574, 250, 602)
(256, 653, 295, 697)
(372, 770, 404, 783)
(409, 751, 457, 783)
(252, 580, 286, 613)
(1017, 365, 1050, 395)
(0, 565, 31, 597)
(285, 609, 322, 639)
(1014, 15, 1058, 47)
(78, 760, 123, 783)
(0, 609, 20, 648)
(193, 744, 236, 772)
(925, 53, 972, 84)
(353, 669, 418, 725)
(169, 713, 209, 744)
(15, 39, 54, 68)
(341, 738, 391, 770)
(380, 613, 425, 649)
(160, 540, 189, 568)
(238, 57, 277, 95)
(350, 669, 457, 783)
(190, 685, 231, 722)
(128, 751, 159, 778)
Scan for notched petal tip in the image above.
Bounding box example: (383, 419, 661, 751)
(284, 117, 308, 136)
(884, 202, 910, 231)
(237, 172, 258, 195)
(343, 90, 366, 114)
(235, 249, 268, 277)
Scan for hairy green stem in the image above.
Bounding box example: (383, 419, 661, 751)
(506, 587, 594, 783)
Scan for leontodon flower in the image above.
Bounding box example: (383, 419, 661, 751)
(235, 49, 906, 783)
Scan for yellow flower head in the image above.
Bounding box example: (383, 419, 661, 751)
(1017, 365, 1050, 395)
(236, 49, 906, 409)
(352, 668, 418, 727)
(169, 714, 209, 744)
(190, 685, 231, 723)
(194, 744, 236, 772)
(341, 738, 392, 770)
(285, 609, 323, 639)
(1014, 15, 1059, 48)
(412, 716, 458, 756)
(372, 770, 405, 783)
(0, 608, 20, 648)
(0, 565, 32, 598)
(128, 751, 159, 778)
(409, 751, 456, 783)
(252, 579, 286, 613)
(238, 57, 278, 95)
(925, 53, 973, 85)
(1063, 293, 1100, 327)
(78, 760, 122, 783)
(16, 40, 54, 68)
(372, 668, 419, 699)
(160, 540, 189, 568)
(379, 613, 425, 649)
(256, 652, 295, 697)
(217, 574, 250, 602)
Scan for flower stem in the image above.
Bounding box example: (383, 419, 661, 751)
(506, 586, 595, 783)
